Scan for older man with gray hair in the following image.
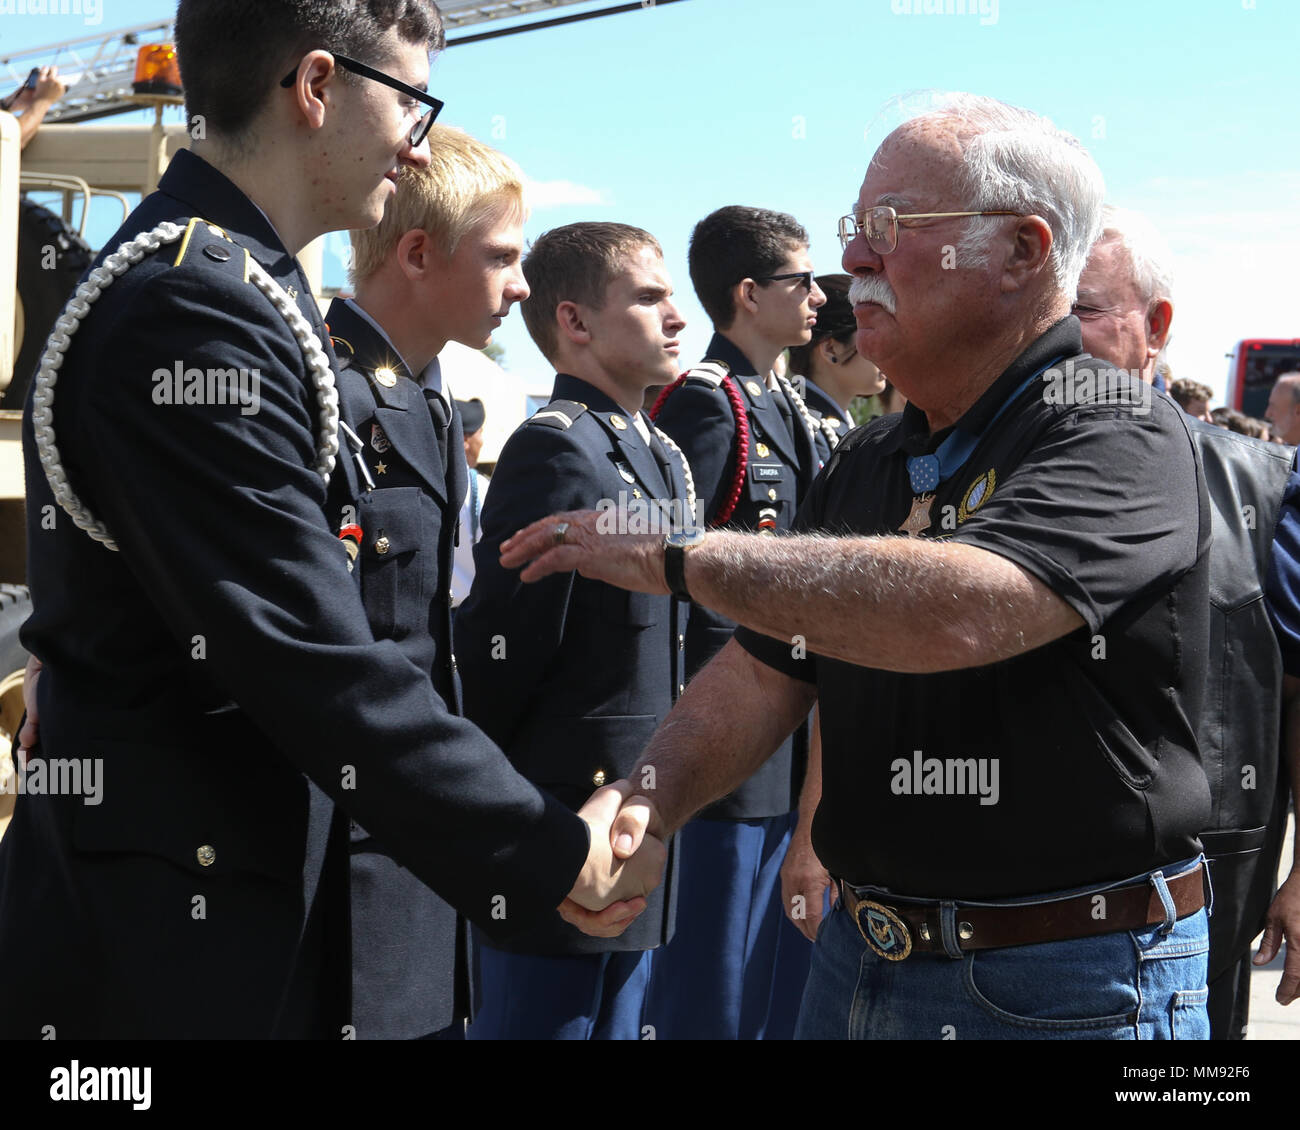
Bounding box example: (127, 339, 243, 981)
(1076, 207, 1300, 1039)
(517, 94, 1215, 1039)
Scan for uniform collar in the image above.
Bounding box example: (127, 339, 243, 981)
(552, 373, 639, 422)
(704, 331, 760, 378)
(895, 316, 1082, 458)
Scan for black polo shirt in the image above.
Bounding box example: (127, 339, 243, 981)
(735, 318, 1212, 899)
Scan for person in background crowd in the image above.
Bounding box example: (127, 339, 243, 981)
(1170, 378, 1214, 423)
(786, 272, 887, 432)
(452, 397, 489, 607)
(1266, 373, 1300, 447)
(1077, 205, 1299, 1039)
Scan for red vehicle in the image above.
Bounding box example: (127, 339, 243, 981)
(1226, 338, 1300, 419)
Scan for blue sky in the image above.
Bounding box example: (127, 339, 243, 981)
(4, 0, 1297, 401)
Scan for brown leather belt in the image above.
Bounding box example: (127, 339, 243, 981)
(839, 864, 1205, 961)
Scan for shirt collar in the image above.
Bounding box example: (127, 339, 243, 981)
(895, 316, 1082, 457)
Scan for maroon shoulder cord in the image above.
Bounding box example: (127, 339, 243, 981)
(650, 373, 749, 525)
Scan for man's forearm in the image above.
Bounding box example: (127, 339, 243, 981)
(632, 638, 816, 835)
(682, 531, 1083, 673)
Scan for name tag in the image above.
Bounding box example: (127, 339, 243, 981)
(750, 463, 783, 482)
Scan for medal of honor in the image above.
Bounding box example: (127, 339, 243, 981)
(899, 493, 934, 538)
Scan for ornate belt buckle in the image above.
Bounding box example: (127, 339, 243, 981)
(855, 899, 913, 961)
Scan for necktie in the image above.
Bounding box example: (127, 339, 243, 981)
(424, 388, 450, 476)
(647, 430, 675, 496)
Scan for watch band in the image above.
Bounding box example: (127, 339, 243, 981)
(664, 540, 692, 602)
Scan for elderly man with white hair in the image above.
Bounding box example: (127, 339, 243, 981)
(1076, 208, 1300, 1038)
(518, 94, 1215, 1040)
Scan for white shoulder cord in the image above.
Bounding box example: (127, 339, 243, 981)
(775, 372, 839, 464)
(653, 425, 697, 528)
(31, 221, 339, 551)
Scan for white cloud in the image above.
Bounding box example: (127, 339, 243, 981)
(522, 177, 612, 210)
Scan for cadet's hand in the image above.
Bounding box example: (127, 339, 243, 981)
(563, 780, 667, 938)
(500, 510, 667, 594)
(780, 818, 836, 942)
(1255, 869, 1300, 1005)
(609, 791, 662, 860)
(17, 654, 41, 767)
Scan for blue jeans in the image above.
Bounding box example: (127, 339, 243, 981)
(795, 858, 1210, 1040)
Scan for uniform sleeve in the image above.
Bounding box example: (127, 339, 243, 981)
(69, 264, 589, 940)
(654, 381, 737, 524)
(1266, 451, 1300, 675)
(456, 424, 591, 749)
(948, 401, 1205, 633)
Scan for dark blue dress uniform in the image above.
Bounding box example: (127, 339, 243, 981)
(325, 296, 471, 1040)
(0, 149, 589, 1039)
(457, 373, 689, 1039)
(647, 331, 832, 1039)
(801, 379, 854, 439)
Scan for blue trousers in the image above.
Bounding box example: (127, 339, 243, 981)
(795, 857, 1210, 1040)
(644, 813, 813, 1039)
(466, 940, 653, 1040)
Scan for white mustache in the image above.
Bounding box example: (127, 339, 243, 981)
(848, 275, 898, 315)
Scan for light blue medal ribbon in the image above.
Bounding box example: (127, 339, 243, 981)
(900, 359, 1062, 535)
(905, 361, 1060, 495)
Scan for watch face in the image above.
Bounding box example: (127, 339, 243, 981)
(666, 527, 706, 549)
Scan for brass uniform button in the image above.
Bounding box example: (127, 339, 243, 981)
(203, 244, 230, 263)
(375, 535, 390, 555)
(592, 769, 607, 786)
(196, 844, 216, 868)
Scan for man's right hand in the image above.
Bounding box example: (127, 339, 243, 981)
(32, 67, 66, 104)
(561, 780, 667, 938)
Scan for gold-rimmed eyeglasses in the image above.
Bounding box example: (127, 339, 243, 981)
(837, 206, 1021, 254)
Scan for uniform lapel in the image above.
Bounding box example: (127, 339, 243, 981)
(326, 299, 448, 504)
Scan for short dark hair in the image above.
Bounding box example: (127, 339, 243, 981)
(1169, 378, 1213, 411)
(521, 222, 662, 362)
(176, 0, 443, 143)
(787, 273, 856, 377)
(688, 205, 809, 329)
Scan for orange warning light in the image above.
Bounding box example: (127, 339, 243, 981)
(132, 44, 183, 98)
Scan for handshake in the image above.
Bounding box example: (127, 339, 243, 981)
(560, 779, 667, 937)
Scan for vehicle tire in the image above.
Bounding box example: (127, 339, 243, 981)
(0, 583, 31, 841)
(4, 197, 93, 409)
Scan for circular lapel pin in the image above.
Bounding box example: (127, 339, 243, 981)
(745, 380, 764, 398)
(374, 367, 398, 388)
(610, 414, 628, 430)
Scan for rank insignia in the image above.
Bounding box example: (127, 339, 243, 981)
(855, 900, 912, 961)
(957, 469, 997, 525)
(370, 423, 391, 454)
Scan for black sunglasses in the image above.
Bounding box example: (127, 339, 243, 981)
(755, 271, 814, 292)
(279, 52, 444, 148)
